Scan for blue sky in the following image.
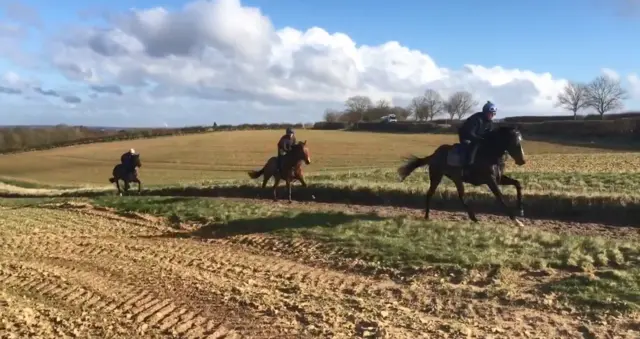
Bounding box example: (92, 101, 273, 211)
(20, 0, 638, 79)
(1, 0, 638, 126)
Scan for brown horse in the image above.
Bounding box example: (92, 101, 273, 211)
(248, 141, 311, 202)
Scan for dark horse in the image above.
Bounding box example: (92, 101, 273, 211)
(108, 153, 142, 195)
(397, 126, 527, 226)
(247, 141, 311, 202)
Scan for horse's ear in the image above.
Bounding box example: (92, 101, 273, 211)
(302, 140, 307, 145)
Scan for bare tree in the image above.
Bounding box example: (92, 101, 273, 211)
(344, 95, 373, 122)
(423, 89, 444, 121)
(376, 99, 391, 109)
(445, 91, 477, 120)
(323, 108, 341, 122)
(364, 99, 393, 121)
(585, 75, 629, 119)
(555, 81, 589, 120)
(409, 95, 428, 121)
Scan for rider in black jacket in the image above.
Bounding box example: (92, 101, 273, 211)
(120, 148, 137, 179)
(458, 101, 497, 167)
(276, 127, 296, 175)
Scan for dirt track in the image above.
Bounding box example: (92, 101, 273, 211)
(1, 203, 639, 338)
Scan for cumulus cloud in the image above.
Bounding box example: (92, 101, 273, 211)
(601, 68, 621, 81)
(0, 0, 633, 126)
(629, 74, 640, 98)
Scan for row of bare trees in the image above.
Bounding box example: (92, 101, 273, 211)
(323, 90, 479, 123)
(555, 75, 629, 120)
(409, 90, 477, 121)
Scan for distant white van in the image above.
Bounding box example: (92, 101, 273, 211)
(381, 114, 397, 123)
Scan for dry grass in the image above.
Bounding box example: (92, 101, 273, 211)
(0, 130, 632, 186)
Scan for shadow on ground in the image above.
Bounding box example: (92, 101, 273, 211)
(1, 182, 639, 227)
(145, 211, 385, 239)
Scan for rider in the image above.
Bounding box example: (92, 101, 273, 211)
(458, 101, 497, 169)
(120, 148, 137, 179)
(276, 127, 296, 175)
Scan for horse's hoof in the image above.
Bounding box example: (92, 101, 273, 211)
(514, 218, 525, 227)
(288, 200, 293, 204)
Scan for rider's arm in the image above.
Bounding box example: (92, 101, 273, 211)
(465, 117, 485, 142)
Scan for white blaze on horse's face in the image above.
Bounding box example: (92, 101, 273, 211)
(514, 132, 526, 165)
(518, 134, 524, 156)
(303, 147, 311, 164)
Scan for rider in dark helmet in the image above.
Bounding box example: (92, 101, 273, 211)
(120, 148, 137, 179)
(458, 101, 497, 169)
(276, 127, 296, 175)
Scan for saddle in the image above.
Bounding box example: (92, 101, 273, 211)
(446, 144, 467, 167)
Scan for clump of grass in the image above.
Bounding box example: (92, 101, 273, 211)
(542, 269, 640, 313)
(274, 216, 640, 272)
(92, 196, 277, 224)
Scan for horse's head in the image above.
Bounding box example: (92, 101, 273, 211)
(290, 141, 311, 165)
(132, 153, 142, 168)
(486, 126, 526, 166)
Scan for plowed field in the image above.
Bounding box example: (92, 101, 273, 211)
(1, 202, 638, 339)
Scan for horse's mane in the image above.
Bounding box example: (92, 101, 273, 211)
(486, 126, 517, 140)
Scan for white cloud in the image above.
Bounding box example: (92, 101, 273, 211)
(1, 0, 635, 126)
(629, 74, 640, 98)
(601, 68, 620, 81)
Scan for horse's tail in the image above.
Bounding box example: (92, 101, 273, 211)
(248, 168, 264, 179)
(397, 154, 433, 182)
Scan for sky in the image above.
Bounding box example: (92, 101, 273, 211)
(1, 0, 639, 127)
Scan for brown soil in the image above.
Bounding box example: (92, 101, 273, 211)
(1, 203, 638, 339)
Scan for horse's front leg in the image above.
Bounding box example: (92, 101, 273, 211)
(135, 178, 142, 194)
(286, 178, 292, 203)
(486, 178, 523, 227)
(297, 175, 307, 187)
(499, 175, 523, 217)
(272, 177, 281, 201)
(115, 179, 122, 196)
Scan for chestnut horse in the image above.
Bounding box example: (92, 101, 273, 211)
(248, 141, 311, 202)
